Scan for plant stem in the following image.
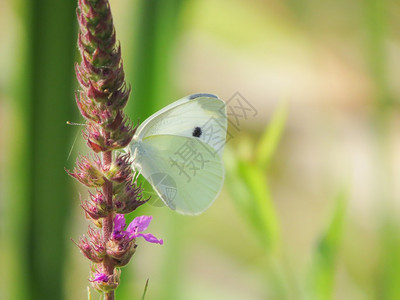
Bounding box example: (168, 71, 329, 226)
(102, 151, 113, 241)
(102, 150, 115, 300)
(105, 288, 115, 300)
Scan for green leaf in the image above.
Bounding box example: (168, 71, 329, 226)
(378, 216, 400, 300)
(239, 160, 280, 253)
(307, 186, 348, 300)
(225, 135, 280, 253)
(126, 0, 185, 122)
(256, 101, 288, 169)
(4, 0, 76, 299)
(224, 147, 266, 234)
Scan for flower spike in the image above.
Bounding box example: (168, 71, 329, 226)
(71, 0, 164, 298)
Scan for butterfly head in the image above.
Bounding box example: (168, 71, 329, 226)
(192, 126, 202, 138)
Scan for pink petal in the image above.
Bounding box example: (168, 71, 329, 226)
(127, 215, 152, 234)
(137, 233, 163, 245)
(91, 273, 108, 283)
(113, 214, 126, 232)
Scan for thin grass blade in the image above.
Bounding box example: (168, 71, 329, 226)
(307, 187, 348, 300)
(256, 101, 288, 170)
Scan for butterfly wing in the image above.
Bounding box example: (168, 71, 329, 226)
(133, 135, 224, 215)
(135, 94, 227, 156)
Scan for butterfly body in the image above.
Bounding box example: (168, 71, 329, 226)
(129, 93, 227, 215)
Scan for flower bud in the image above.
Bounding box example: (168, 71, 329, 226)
(106, 84, 130, 112)
(84, 118, 135, 152)
(75, 91, 118, 125)
(90, 265, 120, 292)
(84, 122, 107, 153)
(75, 227, 105, 263)
(106, 153, 131, 183)
(106, 237, 136, 267)
(113, 179, 146, 214)
(81, 190, 110, 220)
(66, 155, 105, 187)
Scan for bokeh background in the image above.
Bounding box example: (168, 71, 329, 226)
(1, 0, 400, 299)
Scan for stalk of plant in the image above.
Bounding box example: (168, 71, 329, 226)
(67, 1, 163, 299)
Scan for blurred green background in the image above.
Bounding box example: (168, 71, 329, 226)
(1, 0, 399, 299)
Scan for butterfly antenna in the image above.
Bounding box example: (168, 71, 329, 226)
(67, 131, 80, 161)
(66, 120, 85, 161)
(66, 120, 86, 126)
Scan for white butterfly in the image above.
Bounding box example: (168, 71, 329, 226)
(129, 93, 227, 215)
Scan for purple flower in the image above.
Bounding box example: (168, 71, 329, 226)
(113, 214, 126, 239)
(113, 214, 163, 245)
(91, 273, 108, 283)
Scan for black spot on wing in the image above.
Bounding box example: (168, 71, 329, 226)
(188, 93, 218, 100)
(192, 126, 202, 137)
